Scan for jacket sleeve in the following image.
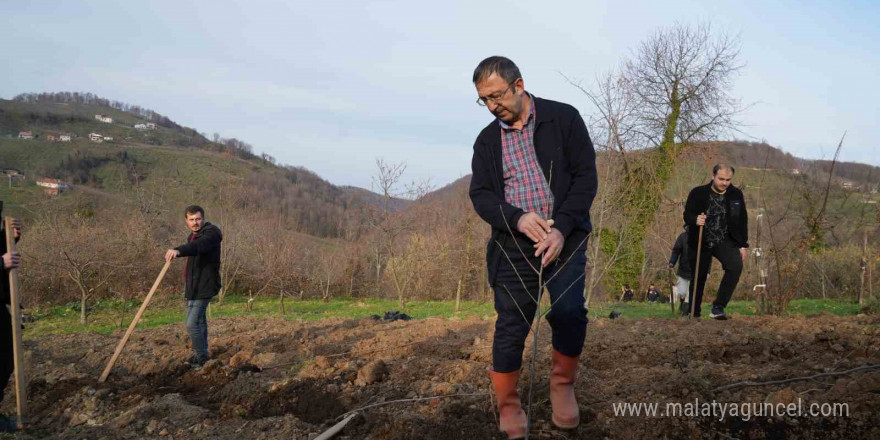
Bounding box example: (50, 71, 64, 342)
(738, 192, 750, 248)
(683, 187, 701, 226)
(469, 137, 525, 233)
(552, 109, 598, 238)
(175, 228, 221, 257)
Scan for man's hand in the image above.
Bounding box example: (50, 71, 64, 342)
(2, 252, 21, 270)
(517, 212, 551, 243)
(165, 249, 180, 263)
(668, 263, 675, 270)
(696, 213, 707, 226)
(533, 228, 564, 267)
(9, 218, 22, 239)
(740, 248, 747, 262)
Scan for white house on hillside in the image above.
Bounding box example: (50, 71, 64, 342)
(135, 122, 158, 130)
(89, 133, 104, 142)
(94, 114, 113, 123)
(18, 131, 33, 139)
(103, 136, 113, 142)
(36, 178, 72, 196)
(59, 135, 72, 142)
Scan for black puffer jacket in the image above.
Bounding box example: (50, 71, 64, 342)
(669, 231, 693, 279)
(175, 222, 222, 300)
(683, 183, 749, 250)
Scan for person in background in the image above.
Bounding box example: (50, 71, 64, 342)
(683, 164, 748, 319)
(669, 226, 696, 315)
(165, 205, 222, 366)
(645, 283, 661, 303)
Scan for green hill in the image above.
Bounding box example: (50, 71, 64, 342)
(0, 95, 387, 240)
(0, 93, 875, 308)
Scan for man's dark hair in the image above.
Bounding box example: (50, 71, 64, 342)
(713, 163, 736, 175)
(472, 56, 522, 85)
(185, 205, 205, 218)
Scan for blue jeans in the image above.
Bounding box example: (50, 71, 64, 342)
(491, 234, 589, 373)
(185, 299, 210, 358)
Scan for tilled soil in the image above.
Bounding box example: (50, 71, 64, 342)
(2, 312, 878, 439)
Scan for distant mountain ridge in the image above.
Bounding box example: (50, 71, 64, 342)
(2, 92, 876, 243)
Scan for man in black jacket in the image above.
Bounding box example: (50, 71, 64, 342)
(165, 205, 222, 366)
(469, 56, 597, 437)
(683, 165, 748, 320)
(0, 207, 22, 433)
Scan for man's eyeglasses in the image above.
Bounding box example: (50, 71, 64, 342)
(476, 83, 515, 107)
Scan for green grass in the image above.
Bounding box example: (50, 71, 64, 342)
(22, 295, 498, 338)
(21, 296, 862, 339)
(590, 298, 862, 319)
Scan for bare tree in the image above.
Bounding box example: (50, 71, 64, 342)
(385, 233, 435, 308)
(34, 214, 133, 324)
(761, 135, 845, 314)
(570, 22, 743, 287)
(313, 246, 344, 303)
(368, 158, 407, 295)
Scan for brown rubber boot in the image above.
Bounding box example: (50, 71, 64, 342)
(488, 367, 528, 439)
(549, 350, 580, 429)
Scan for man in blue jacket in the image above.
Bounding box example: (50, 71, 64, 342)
(469, 56, 597, 438)
(165, 205, 222, 366)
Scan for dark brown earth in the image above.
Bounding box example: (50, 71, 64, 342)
(2, 312, 878, 439)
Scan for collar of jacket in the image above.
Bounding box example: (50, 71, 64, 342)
(189, 222, 214, 239)
(703, 182, 739, 195)
(496, 93, 553, 129)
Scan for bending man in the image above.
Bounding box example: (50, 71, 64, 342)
(469, 56, 598, 438)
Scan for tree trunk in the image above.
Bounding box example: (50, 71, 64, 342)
(80, 294, 88, 325)
(859, 229, 867, 306)
(455, 279, 462, 313)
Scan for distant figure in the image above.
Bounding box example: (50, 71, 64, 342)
(165, 205, 223, 366)
(621, 284, 634, 302)
(684, 164, 749, 320)
(0, 209, 22, 432)
(668, 226, 698, 315)
(645, 284, 661, 303)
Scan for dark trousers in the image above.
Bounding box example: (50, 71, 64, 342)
(185, 299, 209, 357)
(0, 308, 13, 405)
(687, 239, 743, 316)
(492, 235, 588, 373)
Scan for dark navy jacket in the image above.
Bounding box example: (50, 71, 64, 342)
(469, 96, 598, 284)
(175, 222, 223, 300)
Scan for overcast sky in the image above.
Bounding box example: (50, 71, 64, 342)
(2, 0, 877, 189)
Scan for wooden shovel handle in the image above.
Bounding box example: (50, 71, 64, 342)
(99, 259, 172, 383)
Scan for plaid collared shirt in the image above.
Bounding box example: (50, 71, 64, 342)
(499, 95, 554, 220)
